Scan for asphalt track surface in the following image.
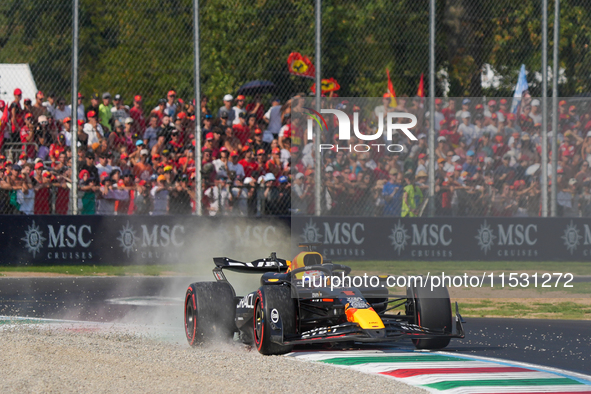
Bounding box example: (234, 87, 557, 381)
(1, 276, 590, 375)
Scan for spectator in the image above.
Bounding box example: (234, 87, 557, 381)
(151, 174, 169, 215)
(84, 111, 105, 146)
(232, 95, 246, 124)
(246, 94, 265, 121)
(129, 95, 146, 134)
(264, 97, 282, 140)
(169, 179, 192, 214)
(111, 94, 129, 126)
(165, 90, 177, 117)
(401, 171, 423, 217)
(98, 92, 113, 131)
(218, 94, 235, 124)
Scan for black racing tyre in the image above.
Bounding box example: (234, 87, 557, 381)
(406, 277, 452, 350)
(185, 281, 236, 347)
(253, 285, 296, 355)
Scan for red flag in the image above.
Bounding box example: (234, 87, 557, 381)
(287, 52, 315, 79)
(417, 73, 425, 98)
(386, 69, 397, 107)
(311, 78, 341, 94)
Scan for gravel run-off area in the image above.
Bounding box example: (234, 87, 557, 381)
(0, 327, 425, 394)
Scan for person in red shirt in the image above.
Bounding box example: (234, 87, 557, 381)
(20, 113, 36, 158)
(233, 112, 250, 146)
(446, 119, 461, 147)
(150, 99, 167, 125)
(246, 94, 265, 121)
(255, 149, 268, 177)
(129, 95, 145, 134)
(10, 88, 25, 140)
(239, 149, 258, 178)
(33, 166, 52, 214)
(49, 134, 67, 159)
(53, 174, 70, 214)
(202, 132, 219, 159)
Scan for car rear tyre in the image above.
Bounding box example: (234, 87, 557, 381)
(406, 277, 452, 350)
(253, 285, 296, 355)
(185, 281, 236, 347)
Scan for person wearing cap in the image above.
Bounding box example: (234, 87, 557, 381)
(431, 135, 446, 160)
(164, 90, 177, 117)
(458, 110, 478, 147)
(202, 131, 220, 159)
(18, 112, 36, 160)
(86, 93, 100, 115)
(245, 93, 266, 122)
(232, 95, 246, 125)
(131, 146, 153, 181)
(74, 92, 86, 123)
(108, 120, 127, 153)
(261, 172, 280, 215)
(84, 111, 105, 146)
(252, 127, 270, 156)
(204, 172, 232, 216)
(232, 111, 250, 146)
(98, 92, 113, 131)
(228, 150, 245, 178)
(110, 94, 128, 125)
(230, 175, 250, 216)
(529, 99, 542, 125)
(455, 98, 471, 119)
(218, 94, 235, 124)
(32, 162, 53, 214)
(148, 173, 169, 215)
(265, 147, 283, 179)
(8, 88, 26, 137)
(263, 97, 282, 138)
(128, 95, 145, 134)
(255, 148, 268, 175)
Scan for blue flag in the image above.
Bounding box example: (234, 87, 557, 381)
(511, 64, 529, 113)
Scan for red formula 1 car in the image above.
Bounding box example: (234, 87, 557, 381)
(184, 244, 464, 355)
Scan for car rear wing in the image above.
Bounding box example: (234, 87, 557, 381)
(213, 256, 289, 275)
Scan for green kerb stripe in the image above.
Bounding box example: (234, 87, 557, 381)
(424, 378, 583, 390)
(321, 355, 467, 365)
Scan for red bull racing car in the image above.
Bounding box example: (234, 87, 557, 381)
(184, 244, 465, 355)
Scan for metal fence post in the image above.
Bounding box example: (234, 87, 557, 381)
(70, 0, 79, 215)
(193, 0, 202, 216)
(550, 0, 560, 217)
(428, 0, 436, 217)
(541, 0, 549, 217)
(314, 0, 322, 217)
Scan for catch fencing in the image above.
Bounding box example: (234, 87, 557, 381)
(0, 0, 588, 217)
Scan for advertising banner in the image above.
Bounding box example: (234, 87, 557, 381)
(293, 216, 591, 261)
(4, 216, 290, 266)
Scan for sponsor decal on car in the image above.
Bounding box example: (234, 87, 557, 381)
(270, 309, 279, 323)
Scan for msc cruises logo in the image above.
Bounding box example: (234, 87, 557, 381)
(21, 221, 46, 257)
(475, 220, 496, 255)
(389, 220, 410, 256)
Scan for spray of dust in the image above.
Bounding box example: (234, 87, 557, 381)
(105, 218, 293, 346)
